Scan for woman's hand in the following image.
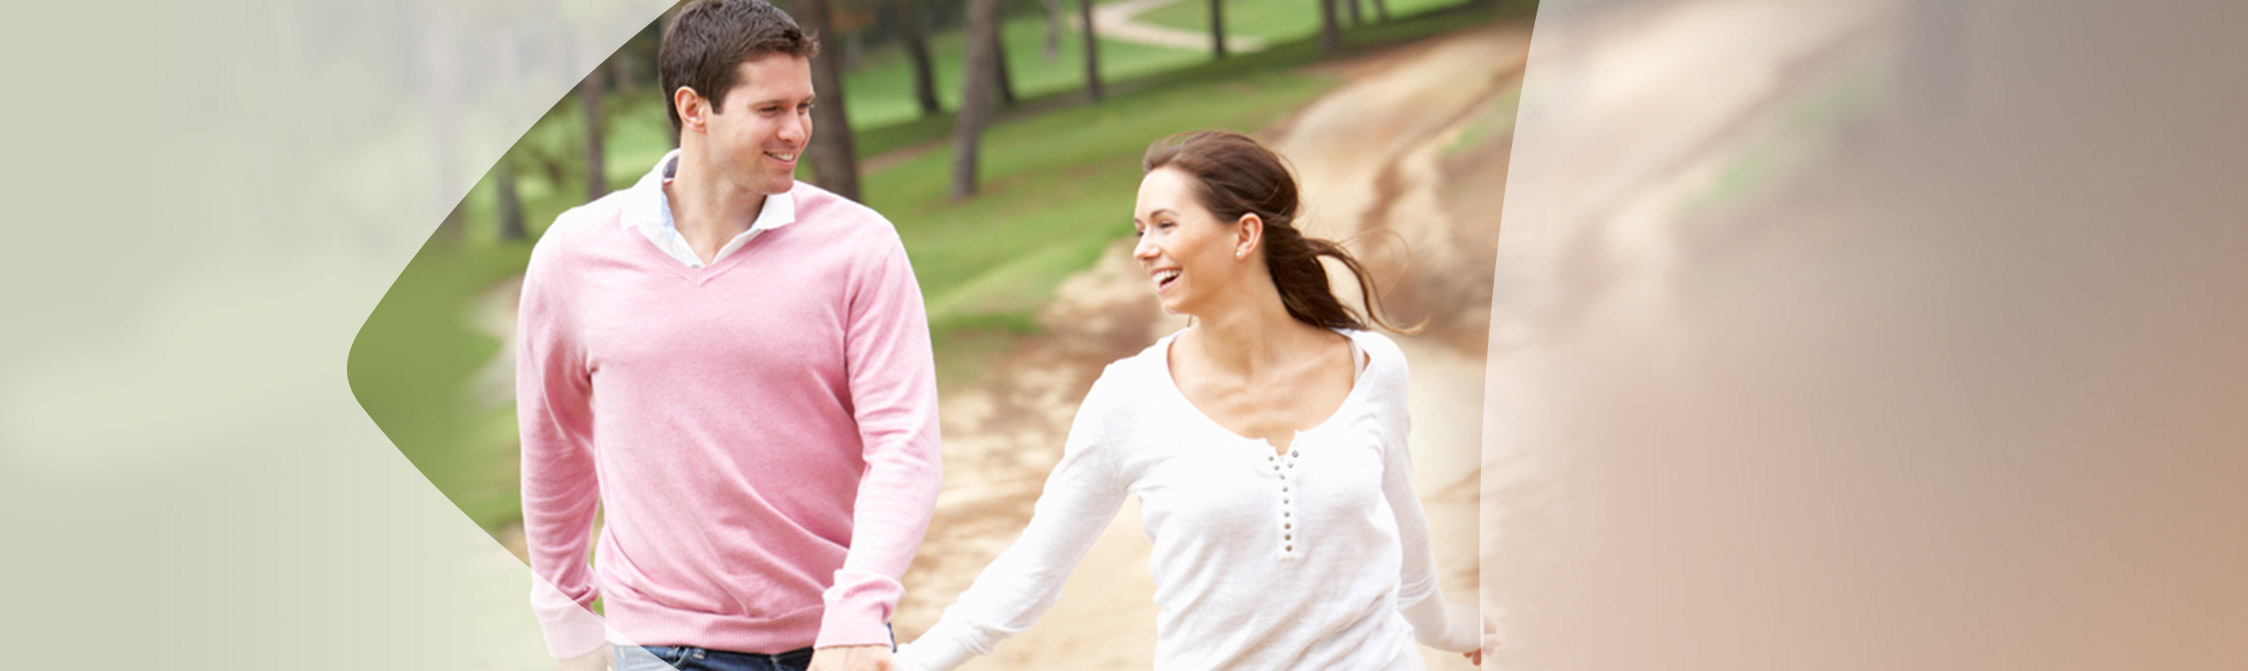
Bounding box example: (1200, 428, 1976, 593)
(1463, 614, 1500, 665)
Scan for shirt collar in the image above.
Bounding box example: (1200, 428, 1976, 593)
(622, 149, 797, 235)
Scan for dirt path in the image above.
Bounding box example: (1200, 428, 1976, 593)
(1090, 0, 1268, 53)
(896, 22, 1530, 670)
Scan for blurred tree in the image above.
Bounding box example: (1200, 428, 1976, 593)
(1079, 0, 1103, 101)
(661, 1, 683, 148)
(788, 0, 863, 201)
(1371, 0, 1389, 22)
(991, 20, 1017, 107)
(496, 156, 526, 242)
(952, 0, 1002, 199)
(893, 0, 943, 116)
(578, 68, 608, 200)
(833, 3, 877, 70)
(1347, 0, 1363, 26)
(1041, 0, 1062, 60)
(1319, 0, 1341, 53)
(1209, 0, 1228, 59)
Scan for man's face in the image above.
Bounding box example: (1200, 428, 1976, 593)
(698, 54, 814, 196)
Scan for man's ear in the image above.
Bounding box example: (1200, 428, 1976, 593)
(1235, 213, 1264, 261)
(674, 86, 706, 134)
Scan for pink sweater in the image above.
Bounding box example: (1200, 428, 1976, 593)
(517, 174, 942, 657)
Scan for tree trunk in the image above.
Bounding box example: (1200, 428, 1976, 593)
(1042, 0, 1062, 60)
(793, 0, 862, 201)
(991, 19, 1017, 107)
(496, 156, 526, 242)
(578, 68, 607, 200)
(895, 0, 942, 116)
(1209, 0, 1227, 59)
(1080, 0, 1103, 101)
(1346, 0, 1363, 27)
(1371, 0, 1389, 22)
(952, 0, 1002, 200)
(1319, 0, 1342, 54)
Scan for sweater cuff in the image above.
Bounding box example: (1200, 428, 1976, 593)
(529, 575, 608, 659)
(817, 569, 903, 648)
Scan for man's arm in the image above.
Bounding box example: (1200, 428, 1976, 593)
(517, 246, 609, 661)
(816, 234, 944, 655)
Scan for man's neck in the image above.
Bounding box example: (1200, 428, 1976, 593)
(666, 149, 770, 264)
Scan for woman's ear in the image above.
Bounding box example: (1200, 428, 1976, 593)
(1235, 213, 1264, 261)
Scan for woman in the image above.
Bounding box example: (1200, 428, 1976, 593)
(896, 131, 1482, 670)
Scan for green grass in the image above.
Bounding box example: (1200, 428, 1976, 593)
(872, 70, 1342, 342)
(1138, 0, 1471, 43)
(1445, 87, 1520, 156)
(348, 242, 531, 531)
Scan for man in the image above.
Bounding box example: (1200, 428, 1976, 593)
(517, 2, 941, 670)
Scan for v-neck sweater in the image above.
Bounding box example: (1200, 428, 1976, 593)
(898, 329, 1478, 670)
(517, 174, 942, 657)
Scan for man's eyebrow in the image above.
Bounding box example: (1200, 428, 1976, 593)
(742, 95, 812, 107)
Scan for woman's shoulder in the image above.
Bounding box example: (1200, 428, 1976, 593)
(1333, 329, 1414, 408)
(1338, 329, 1408, 369)
(1083, 332, 1178, 403)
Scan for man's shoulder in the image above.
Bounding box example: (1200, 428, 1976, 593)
(527, 190, 630, 272)
(551, 189, 633, 239)
(789, 181, 901, 242)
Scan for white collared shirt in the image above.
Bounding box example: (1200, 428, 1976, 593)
(621, 149, 796, 269)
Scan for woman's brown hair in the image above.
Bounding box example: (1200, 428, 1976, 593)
(1142, 130, 1416, 334)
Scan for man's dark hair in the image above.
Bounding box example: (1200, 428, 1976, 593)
(658, 0, 821, 135)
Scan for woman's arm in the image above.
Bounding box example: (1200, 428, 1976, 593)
(895, 372, 1132, 671)
(1374, 338, 1483, 654)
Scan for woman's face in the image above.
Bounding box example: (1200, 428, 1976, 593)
(1133, 167, 1251, 317)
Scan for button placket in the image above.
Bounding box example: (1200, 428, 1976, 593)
(1278, 450, 1299, 555)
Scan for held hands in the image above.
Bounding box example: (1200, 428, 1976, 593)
(808, 644, 898, 671)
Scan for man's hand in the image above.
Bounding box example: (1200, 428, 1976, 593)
(808, 644, 897, 671)
(557, 644, 613, 671)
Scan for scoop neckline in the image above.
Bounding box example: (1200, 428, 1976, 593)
(1155, 328, 1370, 452)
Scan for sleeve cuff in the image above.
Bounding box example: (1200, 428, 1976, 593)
(816, 570, 904, 648)
(1399, 596, 1482, 653)
(529, 574, 608, 658)
(894, 617, 984, 670)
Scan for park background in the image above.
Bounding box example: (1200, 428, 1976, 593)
(12, 1, 2247, 670)
(347, 0, 1528, 667)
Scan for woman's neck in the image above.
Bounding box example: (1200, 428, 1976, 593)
(1183, 276, 1320, 380)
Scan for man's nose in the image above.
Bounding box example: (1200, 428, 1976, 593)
(781, 110, 809, 144)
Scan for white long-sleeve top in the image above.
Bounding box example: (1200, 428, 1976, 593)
(899, 329, 1478, 671)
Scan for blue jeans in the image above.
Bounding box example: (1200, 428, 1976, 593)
(613, 627, 893, 671)
(613, 644, 814, 671)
